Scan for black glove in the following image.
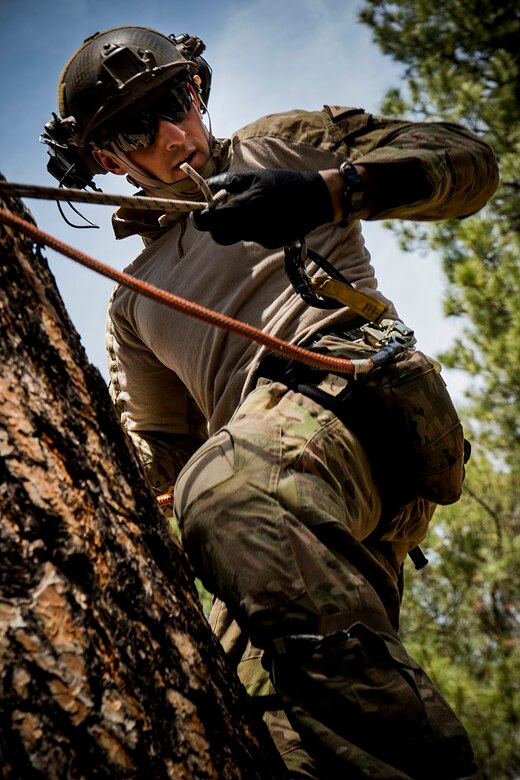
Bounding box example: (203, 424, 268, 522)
(191, 169, 334, 248)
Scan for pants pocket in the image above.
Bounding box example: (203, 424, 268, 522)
(174, 429, 235, 521)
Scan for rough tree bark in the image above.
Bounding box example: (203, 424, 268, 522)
(0, 183, 285, 779)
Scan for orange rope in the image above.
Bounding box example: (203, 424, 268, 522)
(156, 493, 174, 507)
(0, 207, 372, 374)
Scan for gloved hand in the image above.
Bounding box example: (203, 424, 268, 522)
(191, 168, 334, 248)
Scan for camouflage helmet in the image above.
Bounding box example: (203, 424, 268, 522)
(58, 27, 203, 146)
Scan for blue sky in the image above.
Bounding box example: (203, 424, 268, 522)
(0, 0, 468, 399)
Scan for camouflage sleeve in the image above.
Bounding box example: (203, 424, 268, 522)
(127, 428, 206, 496)
(324, 106, 499, 221)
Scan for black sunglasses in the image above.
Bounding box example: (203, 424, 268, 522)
(100, 83, 193, 152)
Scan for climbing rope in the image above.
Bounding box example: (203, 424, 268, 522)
(0, 180, 209, 213)
(0, 206, 377, 376)
(156, 493, 174, 507)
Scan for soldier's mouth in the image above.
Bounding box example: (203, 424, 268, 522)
(175, 151, 197, 171)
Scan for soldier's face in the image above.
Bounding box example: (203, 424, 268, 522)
(94, 83, 211, 187)
(124, 87, 211, 185)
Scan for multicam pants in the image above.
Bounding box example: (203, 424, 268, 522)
(174, 380, 481, 779)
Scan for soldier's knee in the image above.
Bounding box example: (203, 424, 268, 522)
(174, 430, 235, 537)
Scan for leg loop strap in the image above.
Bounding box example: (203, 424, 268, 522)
(318, 609, 396, 637)
(270, 610, 397, 662)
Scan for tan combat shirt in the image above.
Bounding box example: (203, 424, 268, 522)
(106, 106, 498, 490)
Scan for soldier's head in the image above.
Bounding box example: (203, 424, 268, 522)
(42, 26, 213, 193)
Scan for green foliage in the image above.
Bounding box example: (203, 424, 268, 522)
(359, 3, 520, 776)
(168, 515, 214, 616)
(400, 455, 520, 779)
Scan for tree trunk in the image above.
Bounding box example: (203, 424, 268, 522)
(0, 183, 284, 779)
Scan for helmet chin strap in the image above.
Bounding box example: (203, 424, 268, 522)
(109, 147, 191, 198)
(104, 117, 227, 200)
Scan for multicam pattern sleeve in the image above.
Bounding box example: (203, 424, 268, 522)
(126, 429, 206, 496)
(324, 105, 499, 220)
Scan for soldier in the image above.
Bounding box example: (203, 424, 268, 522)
(43, 26, 498, 778)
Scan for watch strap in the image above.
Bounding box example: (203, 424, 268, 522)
(339, 160, 365, 225)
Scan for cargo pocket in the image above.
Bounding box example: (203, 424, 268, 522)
(174, 430, 235, 522)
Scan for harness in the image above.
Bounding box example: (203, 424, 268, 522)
(253, 321, 429, 571)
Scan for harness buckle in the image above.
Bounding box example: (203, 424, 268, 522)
(360, 319, 416, 350)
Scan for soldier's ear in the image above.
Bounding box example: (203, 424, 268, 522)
(92, 149, 128, 176)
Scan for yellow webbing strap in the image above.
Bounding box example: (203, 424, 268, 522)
(311, 277, 388, 324)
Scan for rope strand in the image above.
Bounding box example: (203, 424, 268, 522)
(0, 181, 208, 213)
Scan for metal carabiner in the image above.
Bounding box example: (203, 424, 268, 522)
(284, 240, 338, 309)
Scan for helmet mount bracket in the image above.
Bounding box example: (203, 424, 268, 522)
(101, 45, 159, 89)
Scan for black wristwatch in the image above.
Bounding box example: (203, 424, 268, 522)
(338, 160, 366, 225)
